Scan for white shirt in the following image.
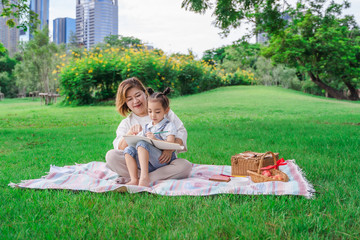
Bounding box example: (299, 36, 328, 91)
(112, 109, 187, 153)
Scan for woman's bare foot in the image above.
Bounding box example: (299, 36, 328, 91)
(125, 179, 139, 185)
(138, 177, 150, 187)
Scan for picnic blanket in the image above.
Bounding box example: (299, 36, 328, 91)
(9, 160, 315, 198)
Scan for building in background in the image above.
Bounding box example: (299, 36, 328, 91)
(19, 0, 50, 42)
(53, 18, 76, 45)
(0, 1, 20, 55)
(256, 32, 268, 44)
(31, 0, 50, 30)
(76, 0, 118, 49)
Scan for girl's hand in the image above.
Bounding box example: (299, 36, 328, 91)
(146, 132, 156, 139)
(159, 150, 173, 164)
(127, 124, 142, 135)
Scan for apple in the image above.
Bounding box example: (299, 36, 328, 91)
(273, 174, 283, 181)
(262, 170, 272, 177)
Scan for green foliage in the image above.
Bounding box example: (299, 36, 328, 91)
(0, 0, 40, 32)
(0, 43, 18, 97)
(59, 46, 233, 105)
(202, 47, 226, 66)
(221, 41, 261, 72)
(254, 57, 301, 90)
(182, 0, 289, 36)
(0, 42, 6, 53)
(203, 42, 301, 91)
(14, 27, 61, 95)
(104, 35, 143, 49)
(262, 0, 360, 100)
(0, 72, 17, 97)
(221, 68, 254, 86)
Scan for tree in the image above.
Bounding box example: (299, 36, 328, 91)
(221, 41, 260, 71)
(104, 35, 143, 49)
(0, 43, 18, 97)
(0, 0, 39, 32)
(181, 0, 290, 36)
(67, 30, 80, 49)
(14, 27, 60, 103)
(202, 46, 226, 66)
(262, 0, 360, 100)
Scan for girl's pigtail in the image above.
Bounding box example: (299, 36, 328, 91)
(163, 87, 171, 96)
(147, 87, 154, 95)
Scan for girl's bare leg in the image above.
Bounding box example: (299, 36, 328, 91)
(137, 146, 150, 187)
(124, 153, 139, 185)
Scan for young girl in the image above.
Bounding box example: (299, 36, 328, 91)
(123, 87, 177, 187)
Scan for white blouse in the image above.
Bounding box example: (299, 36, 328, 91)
(112, 109, 188, 153)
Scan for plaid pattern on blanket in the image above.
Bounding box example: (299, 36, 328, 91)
(9, 160, 315, 198)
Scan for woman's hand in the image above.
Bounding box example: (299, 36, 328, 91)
(159, 150, 173, 164)
(127, 124, 142, 135)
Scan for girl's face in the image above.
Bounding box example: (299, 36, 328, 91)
(148, 100, 169, 125)
(125, 87, 148, 116)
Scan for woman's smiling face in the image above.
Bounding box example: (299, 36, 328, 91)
(125, 87, 148, 116)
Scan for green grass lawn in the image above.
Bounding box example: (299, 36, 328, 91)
(1, 86, 359, 239)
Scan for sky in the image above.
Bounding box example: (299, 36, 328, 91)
(49, 0, 360, 57)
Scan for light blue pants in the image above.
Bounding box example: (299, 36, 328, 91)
(124, 140, 176, 172)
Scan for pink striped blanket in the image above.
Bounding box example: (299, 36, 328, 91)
(9, 160, 315, 198)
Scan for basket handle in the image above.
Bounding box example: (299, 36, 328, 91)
(257, 151, 277, 174)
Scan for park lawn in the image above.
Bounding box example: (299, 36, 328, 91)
(0, 86, 359, 239)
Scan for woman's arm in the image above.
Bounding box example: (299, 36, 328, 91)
(166, 110, 187, 152)
(113, 117, 143, 150)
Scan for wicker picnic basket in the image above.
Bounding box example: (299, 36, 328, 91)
(247, 151, 289, 183)
(231, 151, 279, 176)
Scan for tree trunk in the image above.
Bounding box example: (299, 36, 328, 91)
(343, 79, 359, 101)
(307, 71, 348, 100)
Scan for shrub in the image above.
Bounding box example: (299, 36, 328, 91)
(221, 69, 254, 86)
(59, 46, 229, 105)
(254, 57, 300, 89)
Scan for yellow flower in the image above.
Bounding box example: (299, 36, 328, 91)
(76, 73, 78, 76)
(66, 96, 69, 99)
(88, 69, 93, 73)
(98, 54, 103, 58)
(61, 63, 65, 66)
(52, 70, 57, 74)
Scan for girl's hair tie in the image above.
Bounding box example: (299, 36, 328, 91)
(147, 87, 154, 95)
(162, 87, 171, 96)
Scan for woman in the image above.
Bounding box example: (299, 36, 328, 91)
(106, 77, 192, 184)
